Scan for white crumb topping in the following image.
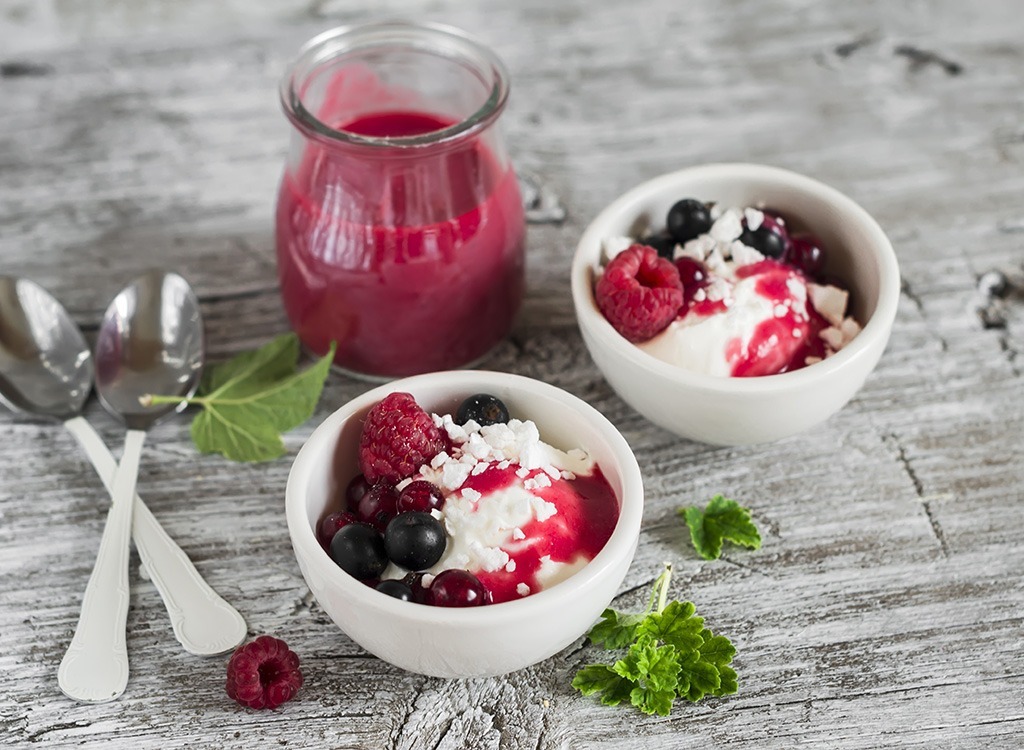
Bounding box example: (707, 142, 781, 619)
(730, 241, 765, 267)
(744, 207, 765, 231)
(384, 410, 597, 589)
(676, 233, 715, 261)
(808, 283, 849, 327)
(531, 496, 559, 522)
(516, 583, 531, 597)
(602, 235, 636, 262)
(710, 208, 744, 243)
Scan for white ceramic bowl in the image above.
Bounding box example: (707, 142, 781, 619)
(286, 370, 644, 678)
(571, 163, 900, 445)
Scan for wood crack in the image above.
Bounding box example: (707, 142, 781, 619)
(885, 432, 949, 558)
(999, 333, 1021, 377)
(893, 45, 964, 76)
(834, 34, 876, 59)
(24, 720, 93, 743)
(921, 500, 951, 559)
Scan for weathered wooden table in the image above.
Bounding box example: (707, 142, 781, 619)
(2, 0, 1022, 747)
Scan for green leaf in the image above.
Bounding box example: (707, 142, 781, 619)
(572, 664, 636, 706)
(680, 495, 761, 560)
(637, 600, 704, 653)
(677, 649, 722, 703)
(698, 633, 737, 667)
(629, 684, 676, 716)
(711, 664, 738, 697)
(612, 636, 680, 694)
(184, 335, 335, 462)
(198, 333, 299, 396)
(573, 563, 741, 716)
(587, 608, 648, 650)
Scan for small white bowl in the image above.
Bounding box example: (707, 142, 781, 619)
(286, 370, 643, 678)
(571, 163, 900, 446)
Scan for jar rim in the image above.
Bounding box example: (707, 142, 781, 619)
(280, 20, 511, 151)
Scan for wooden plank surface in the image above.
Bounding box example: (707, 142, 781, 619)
(1, 0, 1023, 747)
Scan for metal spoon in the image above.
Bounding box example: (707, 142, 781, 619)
(50, 271, 215, 703)
(0, 276, 245, 666)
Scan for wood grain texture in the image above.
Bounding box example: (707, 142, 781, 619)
(1, 0, 1023, 747)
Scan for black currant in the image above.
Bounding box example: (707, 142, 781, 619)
(375, 579, 414, 601)
(455, 393, 510, 427)
(666, 198, 712, 243)
(329, 522, 388, 580)
(384, 512, 447, 570)
(639, 232, 677, 260)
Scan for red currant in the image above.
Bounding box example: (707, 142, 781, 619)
(355, 481, 399, 532)
(317, 511, 358, 548)
(397, 480, 445, 514)
(430, 569, 488, 607)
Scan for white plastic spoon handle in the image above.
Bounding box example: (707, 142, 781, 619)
(62, 417, 246, 656)
(58, 428, 144, 703)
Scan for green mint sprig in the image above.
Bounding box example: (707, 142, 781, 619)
(572, 564, 738, 716)
(681, 495, 761, 561)
(144, 333, 335, 462)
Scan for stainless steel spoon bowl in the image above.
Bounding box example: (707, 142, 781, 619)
(93, 271, 204, 430)
(58, 271, 209, 703)
(0, 276, 93, 419)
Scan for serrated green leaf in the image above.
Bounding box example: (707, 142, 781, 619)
(587, 607, 648, 649)
(698, 634, 737, 666)
(677, 651, 721, 703)
(637, 600, 704, 653)
(629, 684, 676, 716)
(711, 664, 738, 697)
(680, 495, 761, 560)
(184, 336, 336, 462)
(572, 664, 636, 706)
(573, 563, 741, 716)
(612, 636, 680, 694)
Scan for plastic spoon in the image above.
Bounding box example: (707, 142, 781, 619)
(49, 272, 212, 702)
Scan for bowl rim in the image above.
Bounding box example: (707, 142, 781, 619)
(286, 369, 644, 626)
(570, 162, 901, 393)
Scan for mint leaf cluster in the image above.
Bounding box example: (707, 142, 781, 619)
(145, 334, 336, 462)
(681, 495, 761, 560)
(572, 564, 738, 716)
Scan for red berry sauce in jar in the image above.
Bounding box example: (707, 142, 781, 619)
(276, 111, 524, 378)
(276, 25, 525, 379)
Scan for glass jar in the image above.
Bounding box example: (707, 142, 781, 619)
(276, 21, 526, 379)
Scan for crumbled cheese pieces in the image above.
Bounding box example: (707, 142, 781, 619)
(667, 204, 862, 359)
(602, 235, 639, 262)
(409, 415, 597, 581)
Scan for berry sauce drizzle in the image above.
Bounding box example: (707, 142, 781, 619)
(464, 465, 619, 604)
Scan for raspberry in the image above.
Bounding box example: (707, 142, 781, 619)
(225, 635, 303, 710)
(358, 392, 445, 484)
(596, 245, 684, 342)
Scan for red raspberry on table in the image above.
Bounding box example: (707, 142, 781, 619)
(358, 392, 446, 484)
(596, 244, 684, 342)
(225, 635, 303, 710)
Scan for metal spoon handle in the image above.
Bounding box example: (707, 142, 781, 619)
(57, 428, 144, 702)
(62, 417, 246, 656)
